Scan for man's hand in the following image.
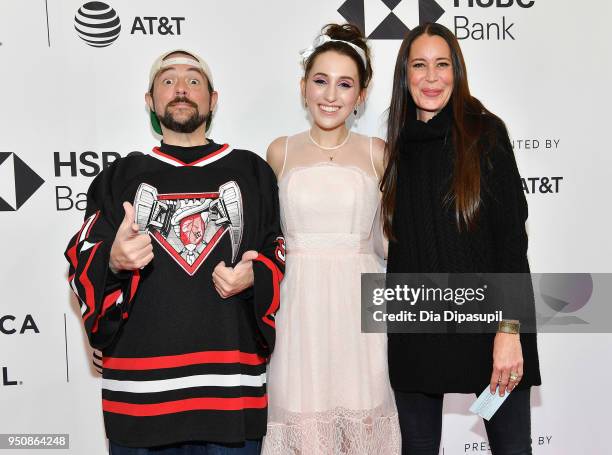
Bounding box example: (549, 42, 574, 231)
(109, 202, 154, 273)
(212, 250, 258, 299)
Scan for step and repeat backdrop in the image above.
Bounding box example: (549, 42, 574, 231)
(1, 0, 611, 453)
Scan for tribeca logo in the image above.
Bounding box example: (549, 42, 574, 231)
(74, 2, 185, 48)
(74, 2, 121, 48)
(338, 0, 445, 40)
(2, 367, 20, 386)
(0, 153, 44, 212)
(0, 314, 40, 335)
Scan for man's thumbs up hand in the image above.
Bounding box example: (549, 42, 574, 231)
(109, 202, 154, 273)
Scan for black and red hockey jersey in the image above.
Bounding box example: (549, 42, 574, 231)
(64, 141, 285, 447)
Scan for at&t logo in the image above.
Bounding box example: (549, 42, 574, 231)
(74, 1, 121, 48)
(74, 2, 186, 48)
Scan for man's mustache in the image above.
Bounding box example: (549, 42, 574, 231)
(168, 97, 198, 109)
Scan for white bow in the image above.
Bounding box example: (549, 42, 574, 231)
(299, 35, 367, 68)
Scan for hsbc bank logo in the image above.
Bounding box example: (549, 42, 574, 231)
(338, 0, 445, 39)
(338, 0, 534, 41)
(54, 150, 122, 211)
(0, 153, 44, 211)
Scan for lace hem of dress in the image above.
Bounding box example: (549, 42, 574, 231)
(263, 406, 401, 455)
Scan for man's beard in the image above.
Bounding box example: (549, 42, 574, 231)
(158, 96, 208, 133)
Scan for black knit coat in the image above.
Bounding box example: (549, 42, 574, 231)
(387, 105, 541, 393)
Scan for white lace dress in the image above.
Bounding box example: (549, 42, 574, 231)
(262, 133, 401, 455)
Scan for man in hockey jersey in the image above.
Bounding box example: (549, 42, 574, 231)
(64, 50, 285, 454)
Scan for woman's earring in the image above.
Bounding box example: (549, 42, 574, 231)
(354, 104, 359, 116)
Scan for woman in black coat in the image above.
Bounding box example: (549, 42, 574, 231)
(380, 23, 541, 455)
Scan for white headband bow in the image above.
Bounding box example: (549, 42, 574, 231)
(300, 34, 368, 69)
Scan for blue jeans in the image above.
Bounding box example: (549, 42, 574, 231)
(109, 440, 261, 455)
(394, 388, 532, 455)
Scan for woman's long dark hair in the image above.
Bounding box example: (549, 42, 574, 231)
(381, 23, 500, 238)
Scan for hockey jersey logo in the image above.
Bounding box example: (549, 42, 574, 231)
(133, 182, 243, 276)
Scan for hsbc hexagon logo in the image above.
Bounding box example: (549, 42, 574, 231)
(0, 153, 45, 211)
(338, 0, 445, 39)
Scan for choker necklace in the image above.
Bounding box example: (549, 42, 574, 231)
(308, 129, 351, 161)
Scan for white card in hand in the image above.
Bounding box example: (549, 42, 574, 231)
(469, 385, 510, 421)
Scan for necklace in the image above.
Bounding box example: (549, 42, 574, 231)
(308, 129, 351, 161)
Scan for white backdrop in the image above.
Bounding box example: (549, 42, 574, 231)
(1, 1, 611, 453)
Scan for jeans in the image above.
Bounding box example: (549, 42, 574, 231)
(109, 440, 262, 455)
(394, 388, 532, 455)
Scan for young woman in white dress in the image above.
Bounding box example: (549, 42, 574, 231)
(262, 23, 401, 455)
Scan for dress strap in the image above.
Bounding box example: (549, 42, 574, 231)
(369, 136, 379, 180)
(278, 136, 289, 180)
